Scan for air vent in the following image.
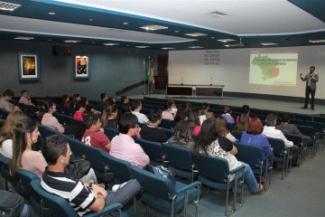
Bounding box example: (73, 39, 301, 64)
(209, 10, 227, 16)
(0, 1, 21, 11)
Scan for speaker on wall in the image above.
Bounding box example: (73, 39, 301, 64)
(52, 46, 72, 56)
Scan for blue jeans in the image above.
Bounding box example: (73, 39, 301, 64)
(106, 179, 140, 205)
(241, 162, 259, 193)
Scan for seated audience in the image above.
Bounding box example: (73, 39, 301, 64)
(41, 134, 141, 216)
(101, 104, 118, 129)
(82, 113, 111, 152)
(130, 99, 149, 124)
(191, 109, 202, 137)
(110, 113, 149, 168)
(240, 117, 272, 158)
(71, 93, 82, 109)
(0, 89, 18, 112)
(198, 103, 210, 125)
(41, 102, 65, 133)
(162, 100, 177, 121)
(167, 119, 195, 148)
(194, 119, 263, 193)
(276, 113, 312, 145)
(118, 96, 130, 115)
(215, 116, 237, 143)
(221, 105, 235, 124)
(73, 100, 87, 121)
(0, 112, 28, 158)
(263, 113, 299, 165)
(235, 105, 251, 132)
(140, 111, 169, 143)
(19, 90, 35, 106)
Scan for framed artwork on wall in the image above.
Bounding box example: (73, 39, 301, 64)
(74, 55, 90, 80)
(18, 53, 40, 81)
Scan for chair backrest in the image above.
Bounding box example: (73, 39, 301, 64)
(297, 125, 316, 137)
(289, 118, 304, 125)
(104, 128, 119, 140)
(285, 133, 302, 146)
(160, 120, 175, 129)
(30, 179, 79, 217)
(267, 137, 286, 156)
(194, 154, 229, 183)
(236, 144, 264, 169)
(39, 125, 59, 138)
(305, 121, 324, 132)
(15, 169, 39, 197)
(129, 165, 172, 200)
(101, 152, 132, 183)
(64, 136, 85, 157)
(231, 131, 242, 140)
(163, 143, 193, 172)
(0, 153, 10, 177)
(158, 127, 173, 139)
(137, 138, 164, 164)
(0, 108, 9, 119)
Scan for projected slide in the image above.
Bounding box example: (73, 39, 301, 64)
(249, 53, 298, 86)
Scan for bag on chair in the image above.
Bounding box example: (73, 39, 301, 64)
(148, 165, 176, 193)
(0, 190, 24, 217)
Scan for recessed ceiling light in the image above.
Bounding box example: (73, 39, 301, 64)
(189, 46, 204, 49)
(224, 43, 245, 48)
(218, 38, 236, 43)
(123, 22, 129, 25)
(211, 37, 215, 39)
(185, 32, 207, 37)
(48, 11, 56, 15)
(135, 45, 150, 49)
(0, 1, 21, 11)
(260, 42, 278, 46)
(161, 47, 174, 50)
(89, 18, 93, 22)
(64, 40, 80, 44)
(14, 36, 34, 41)
(103, 43, 119, 46)
(308, 39, 325, 44)
(140, 25, 168, 31)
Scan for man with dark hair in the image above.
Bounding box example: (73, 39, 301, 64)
(300, 65, 319, 110)
(130, 100, 149, 124)
(82, 113, 111, 152)
(19, 89, 35, 106)
(110, 113, 149, 168)
(118, 96, 130, 115)
(140, 110, 169, 143)
(41, 135, 140, 216)
(0, 89, 17, 112)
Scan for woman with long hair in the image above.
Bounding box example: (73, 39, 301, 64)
(194, 119, 263, 194)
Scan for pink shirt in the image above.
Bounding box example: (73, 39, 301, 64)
(73, 111, 85, 121)
(41, 113, 65, 133)
(162, 110, 174, 121)
(110, 133, 149, 168)
(21, 150, 47, 178)
(192, 125, 202, 137)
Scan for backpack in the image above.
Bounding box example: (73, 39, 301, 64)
(149, 165, 176, 193)
(0, 190, 24, 217)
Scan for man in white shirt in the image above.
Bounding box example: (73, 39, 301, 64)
(130, 100, 149, 124)
(263, 113, 299, 166)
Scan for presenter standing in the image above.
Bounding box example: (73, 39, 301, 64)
(300, 66, 318, 110)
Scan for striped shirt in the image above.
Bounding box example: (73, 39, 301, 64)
(41, 168, 95, 216)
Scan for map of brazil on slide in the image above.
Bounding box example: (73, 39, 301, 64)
(250, 53, 298, 86)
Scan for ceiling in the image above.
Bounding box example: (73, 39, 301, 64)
(0, 0, 325, 50)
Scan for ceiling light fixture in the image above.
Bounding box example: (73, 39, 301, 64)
(64, 40, 80, 43)
(123, 22, 129, 25)
(189, 46, 204, 49)
(224, 43, 245, 48)
(48, 11, 56, 15)
(135, 45, 150, 49)
(308, 39, 325, 44)
(14, 36, 34, 41)
(140, 25, 168, 31)
(103, 43, 119, 46)
(0, 1, 21, 11)
(161, 47, 174, 50)
(260, 42, 278, 46)
(218, 38, 236, 43)
(185, 32, 207, 37)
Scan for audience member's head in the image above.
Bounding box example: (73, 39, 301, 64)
(85, 113, 102, 130)
(148, 110, 162, 125)
(11, 116, 39, 175)
(224, 105, 232, 113)
(194, 119, 218, 153)
(130, 100, 142, 112)
(280, 114, 290, 123)
(42, 135, 70, 167)
(100, 93, 109, 102)
(201, 103, 210, 112)
(121, 96, 129, 104)
(20, 90, 29, 97)
(118, 112, 139, 135)
(172, 119, 195, 145)
(265, 113, 278, 126)
(241, 105, 250, 115)
(0, 112, 28, 141)
(75, 100, 86, 112)
(247, 117, 264, 135)
(2, 89, 14, 99)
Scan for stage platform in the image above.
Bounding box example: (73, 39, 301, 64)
(131, 94, 325, 116)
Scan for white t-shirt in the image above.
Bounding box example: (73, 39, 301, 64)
(132, 111, 149, 124)
(0, 139, 13, 159)
(263, 126, 293, 148)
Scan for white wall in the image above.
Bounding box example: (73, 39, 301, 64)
(168, 45, 325, 99)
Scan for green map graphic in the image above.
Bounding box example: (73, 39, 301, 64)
(252, 55, 280, 80)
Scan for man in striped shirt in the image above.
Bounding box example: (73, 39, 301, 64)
(41, 135, 140, 216)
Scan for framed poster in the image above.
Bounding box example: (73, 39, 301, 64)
(74, 55, 89, 80)
(18, 54, 39, 81)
